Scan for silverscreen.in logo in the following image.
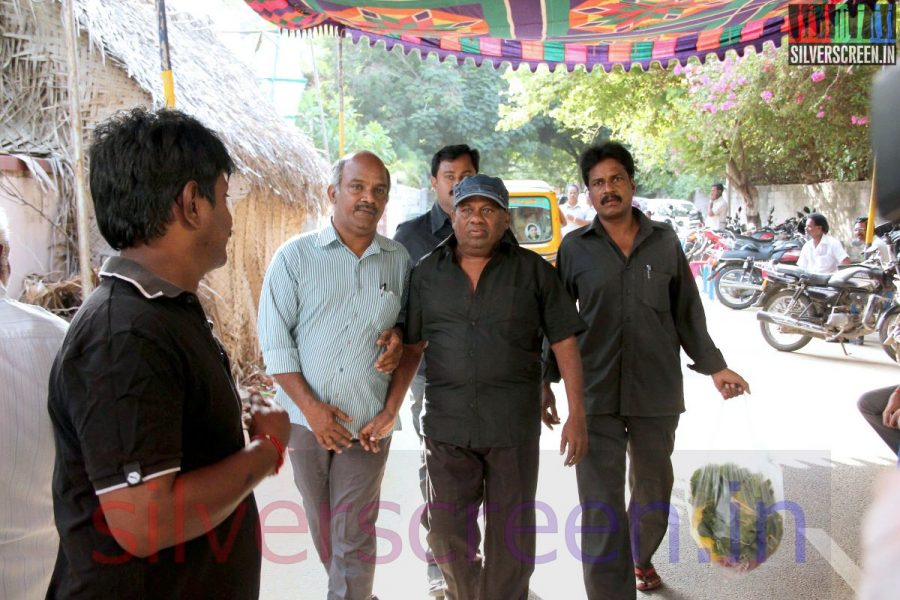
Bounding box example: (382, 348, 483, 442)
(788, 1, 896, 65)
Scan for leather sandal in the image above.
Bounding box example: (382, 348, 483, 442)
(634, 564, 662, 592)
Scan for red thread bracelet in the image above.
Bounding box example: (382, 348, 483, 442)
(252, 434, 285, 475)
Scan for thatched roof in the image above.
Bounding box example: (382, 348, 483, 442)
(1, 0, 329, 209)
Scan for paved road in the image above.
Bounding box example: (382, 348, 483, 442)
(255, 292, 899, 599)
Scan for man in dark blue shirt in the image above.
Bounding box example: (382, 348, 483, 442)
(393, 144, 478, 597)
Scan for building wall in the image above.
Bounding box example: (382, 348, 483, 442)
(0, 170, 62, 298)
(732, 181, 873, 244)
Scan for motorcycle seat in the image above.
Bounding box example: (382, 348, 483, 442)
(827, 266, 878, 290)
(773, 265, 831, 285)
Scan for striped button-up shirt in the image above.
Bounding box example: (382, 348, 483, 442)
(258, 223, 411, 437)
(0, 283, 68, 600)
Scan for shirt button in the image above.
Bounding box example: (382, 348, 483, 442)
(626, 289, 632, 296)
(470, 321, 476, 326)
(339, 368, 344, 373)
(468, 402, 476, 408)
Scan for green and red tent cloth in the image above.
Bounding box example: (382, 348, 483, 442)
(243, 0, 794, 70)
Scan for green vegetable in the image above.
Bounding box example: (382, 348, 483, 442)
(689, 463, 784, 571)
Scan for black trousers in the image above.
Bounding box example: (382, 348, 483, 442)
(576, 414, 680, 600)
(858, 386, 900, 455)
(424, 437, 540, 600)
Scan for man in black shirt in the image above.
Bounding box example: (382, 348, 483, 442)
(46, 108, 289, 599)
(390, 174, 587, 600)
(544, 142, 750, 598)
(393, 144, 478, 597)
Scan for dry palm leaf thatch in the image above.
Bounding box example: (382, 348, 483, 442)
(18, 270, 98, 320)
(2, 0, 331, 374)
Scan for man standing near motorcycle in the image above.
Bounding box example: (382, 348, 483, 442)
(544, 142, 750, 598)
(706, 183, 727, 230)
(849, 216, 891, 265)
(798, 213, 850, 273)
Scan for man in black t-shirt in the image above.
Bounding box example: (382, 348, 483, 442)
(46, 108, 289, 599)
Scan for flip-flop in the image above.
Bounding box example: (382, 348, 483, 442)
(634, 564, 662, 592)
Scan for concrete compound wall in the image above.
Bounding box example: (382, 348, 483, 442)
(0, 169, 62, 299)
(729, 180, 873, 245)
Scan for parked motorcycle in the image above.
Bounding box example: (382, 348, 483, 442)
(756, 258, 899, 354)
(712, 211, 806, 309)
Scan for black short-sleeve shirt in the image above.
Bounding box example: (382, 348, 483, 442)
(47, 257, 260, 599)
(405, 233, 585, 448)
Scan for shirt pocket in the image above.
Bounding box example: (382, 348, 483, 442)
(641, 268, 672, 312)
(372, 289, 402, 332)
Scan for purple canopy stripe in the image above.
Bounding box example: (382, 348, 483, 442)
(243, 1, 792, 71)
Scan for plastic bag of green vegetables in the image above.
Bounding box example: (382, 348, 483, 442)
(689, 462, 784, 571)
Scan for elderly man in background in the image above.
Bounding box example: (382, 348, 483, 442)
(0, 206, 68, 600)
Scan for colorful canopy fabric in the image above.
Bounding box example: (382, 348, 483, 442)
(244, 1, 792, 70)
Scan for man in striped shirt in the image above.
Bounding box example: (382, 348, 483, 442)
(0, 206, 68, 600)
(258, 151, 410, 600)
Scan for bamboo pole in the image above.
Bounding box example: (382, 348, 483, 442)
(338, 34, 345, 157)
(61, 0, 93, 297)
(156, 0, 176, 107)
(866, 159, 877, 244)
(308, 38, 331, 160)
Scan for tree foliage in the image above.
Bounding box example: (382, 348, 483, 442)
(296, 39, 588, 186)
(500, 44, 875, 204)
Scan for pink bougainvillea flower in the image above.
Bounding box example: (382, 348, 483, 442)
(721, 101, 735, 110)
(811, 70, 825, 82)
(796, 94, 805, 103)
(852, 116, 869, 125)
(727, 92, 737, 100)
(673, 63, 684, 75)
(760, 90, 773, 102)
(816, 111, 825, 118)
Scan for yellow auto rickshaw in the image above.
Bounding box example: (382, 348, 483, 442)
(506, 180, 563, 265)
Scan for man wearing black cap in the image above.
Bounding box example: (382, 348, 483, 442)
(386, 174, 587, 600)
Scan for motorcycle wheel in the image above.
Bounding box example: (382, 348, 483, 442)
(715, 265, 763, 310)
(878, 310, 900, 362)
(759, 290, 813, 352)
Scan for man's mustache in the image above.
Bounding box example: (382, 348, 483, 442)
(601, 194, 622, 205)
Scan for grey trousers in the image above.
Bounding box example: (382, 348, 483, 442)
(576, 414, 679, 600)
(424, 437, 540, 600)
(289, 424, 391, 600)
(858, 386, 900, 455)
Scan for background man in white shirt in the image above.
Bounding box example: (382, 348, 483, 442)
(560, 183, 595, 236)
(0, 206, 68, 600)
(798, 212, 850, 274)
(705, 183, 727, 230)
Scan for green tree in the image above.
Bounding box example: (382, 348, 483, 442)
(298, 39, 585, 187)
(500, 45, 875, 215)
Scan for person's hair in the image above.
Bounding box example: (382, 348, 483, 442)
(330, 151, 391, 193)
(855, 216, 868, 225)
(0, 205, 9, 283)
(807, 212, 830, 233)
(88, 107, 234, 250)
(430, 144, 480, 177)
(712, 183, 725, 192)
(579, 142, 635, 186)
